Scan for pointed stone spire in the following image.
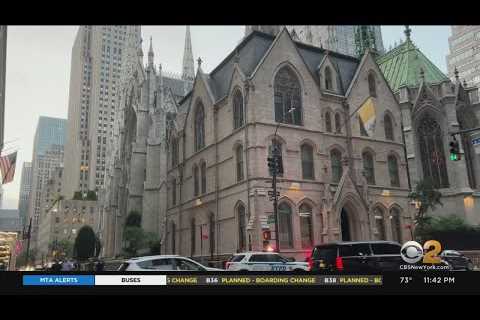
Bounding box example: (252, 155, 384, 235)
(404, 25, 412, 41)
(148, 36, 154, 68)
(182, 26, 195, 82)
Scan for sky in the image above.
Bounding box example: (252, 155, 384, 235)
(1, 25, 452, 209)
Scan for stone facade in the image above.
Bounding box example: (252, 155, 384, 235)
(103, 28, 414, 262)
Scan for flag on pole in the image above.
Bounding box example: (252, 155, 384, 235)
(358, 97, 376, 137)
(0, 151, 17, 184)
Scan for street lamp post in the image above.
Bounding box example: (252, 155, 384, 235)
(270, 107, 295, 253)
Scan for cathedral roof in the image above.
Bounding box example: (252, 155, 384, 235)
(162, 75, 187, 100)
(376, 37, 449, 93)
(206, 30, 360, 100)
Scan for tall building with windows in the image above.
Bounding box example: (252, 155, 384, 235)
(63, 26, 141, 199)
(27, 116, 66, 250)
(246, 25, 384, 57)
(0, 26, 6, 154)
(18, 162, 33, 228)
(446, 26, 480, 94)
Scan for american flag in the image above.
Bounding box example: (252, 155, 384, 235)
(0, 151, 17, 184)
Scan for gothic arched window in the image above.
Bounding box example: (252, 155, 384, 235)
(237, 204, 246, 252)
(335, 113, 342, 133)
(362, 151, 375, 185)
(299, 203, 313, 249)
(384, 113, 394, 141)
(301, 144, 315, 180)
(388, 155, 400, 187)
(171, 137, 179, 167)
(194, 102, 205, 151)
(274, 67, 302, 125)
(236, 145, 244, 182)
(200, 161, 207, 194)
(209, 213, 215, 256)
(331, 149, 343, 183)
(278, 202, 293, 248)
(190, 218, 196, 256)
(368, 73, 377, 97)
(325, 66, 333, 91)
(374, 207, 386, 240)
(325, 111, 332, 132)
(390, 207, 402, 243)
(193, 164, 199, 197)
(233, 89, 244, 129)
(171, 222, 176, 254)
(417, 115, 449, 188)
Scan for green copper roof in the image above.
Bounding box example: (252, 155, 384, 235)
(376, 38, 449, 93)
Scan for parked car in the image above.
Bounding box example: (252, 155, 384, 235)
(225, 252, 309, 271)
(440, 250, 475, 271)
(118, 255, 223, 272)
(307, 241, 451, 272)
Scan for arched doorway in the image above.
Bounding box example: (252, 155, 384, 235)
(340, 208, 352, 241)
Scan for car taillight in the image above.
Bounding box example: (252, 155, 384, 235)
(336, 256, 344, 271)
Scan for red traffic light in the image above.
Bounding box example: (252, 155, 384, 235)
(262, 230, 271, 240)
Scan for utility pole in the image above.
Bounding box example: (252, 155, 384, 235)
(24, 217, 32, 266)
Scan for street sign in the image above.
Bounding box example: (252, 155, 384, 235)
(267, 191, 280, 197)
(267, 215, 275, 224)
(472, 133, 480, 154)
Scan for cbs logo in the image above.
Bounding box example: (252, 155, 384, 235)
(400, 240, 442, 264)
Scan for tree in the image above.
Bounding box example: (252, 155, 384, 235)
(73, 226, 97, 261)
(122, 226, 146, 257)
(125, 211, 142, 227)
(86, 190, 98, 201)
(73, 191, 83, 200)
(50, 239, 74, 258)
(408, 178, 443, 241)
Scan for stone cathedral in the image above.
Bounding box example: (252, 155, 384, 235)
(100, 26, 480, 262)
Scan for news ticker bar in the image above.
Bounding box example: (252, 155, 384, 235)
(23, 275, 383, 286)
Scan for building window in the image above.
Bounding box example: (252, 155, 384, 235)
(274, 66, 302, 125)
(171, 222, 176, 254)
(233, 89, 244, 129)
(362, 151, 375, 185)
(194, 102, 205, 151)
(384, 113, 394, 141)
(278, 202, 293, 249)
(417, 115, 449, 188)
(301, 144, 314, 180)
(388, 155, 400, 187)
(390, 207, 402, 243)
(237, 204, 246, 252)
(200, 161, 206, 194)
(325, 111, 332, 132)
(236, 145, 244, 182)
(335, 113, 342, 133)
(374, 207, 386, 240)
(299, 203, 313, 249)
(171, 178, 177, 206)
(325, 66, 333, 90)
(209, 213, 215, 256)
(330, 149, 343, 183)
(193, 165, 199, 197)
(368, 73, 377, 97)
(171, 137, 179, 167)
(190, 218, 196, 256)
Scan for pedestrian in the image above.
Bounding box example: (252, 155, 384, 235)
(52, 260, 62, 272)
(61, 259, 72, 271)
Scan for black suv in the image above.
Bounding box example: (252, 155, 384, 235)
(308, 241, 405, 272)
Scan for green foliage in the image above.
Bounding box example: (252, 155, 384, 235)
(408, 179, 443, 240)
(145, 232, 160, 255)
(125, 211, 142, 227)
(122, 226, 146, 257)
(73, 226, 97, 261)
(73, 191, 83, 200)
(85, 190, 98, 201)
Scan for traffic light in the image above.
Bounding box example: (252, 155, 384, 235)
(262, 230, 271, 241)
(275, 155, 283, 175)
(267, 156, 276, 175)
(449, 138, 461, 161)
